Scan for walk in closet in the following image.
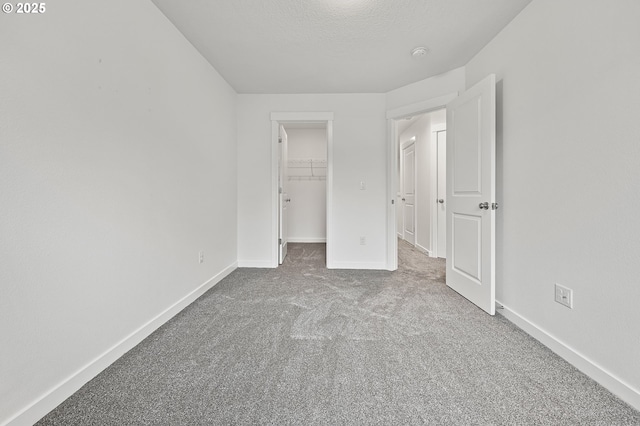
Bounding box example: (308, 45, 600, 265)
(283, 125, 327, 243)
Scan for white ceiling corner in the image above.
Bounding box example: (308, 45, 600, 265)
(150, 0, 532, 94)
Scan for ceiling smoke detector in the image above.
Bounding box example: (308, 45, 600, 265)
(411, 47, 429, 58)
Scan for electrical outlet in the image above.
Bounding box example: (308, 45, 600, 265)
(360, 236, 366, 245)
(360, 181, 366, 190)
(554, 283, 573, 309)
(199, 251, 204, 264)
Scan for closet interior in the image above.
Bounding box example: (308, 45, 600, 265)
(283, 123, 328, 243)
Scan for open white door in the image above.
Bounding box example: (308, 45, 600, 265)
(401, 138, 416, 245)
(278, 125, 289, 264)
(436, 130, 447, 258)
(446, 74, 496, 315)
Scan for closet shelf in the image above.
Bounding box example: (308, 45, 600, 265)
(287, 158, 327, 179)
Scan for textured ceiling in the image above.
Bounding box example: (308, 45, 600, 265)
(150, 0, 532, 94)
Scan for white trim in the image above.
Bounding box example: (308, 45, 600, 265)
(326, 121, 334, 268)
(386, 93, 458, 120)
(429, 130, 438, 258)
(415, 243, 431, 257)
(271, 120, 280, 268)
(272, 113, 334, 269)
(430, 128, 447, 259)
(288, 237, 327, 243)
(386, 119, 398, 271)
(497, 300, 640, 412)
(7, 263, 237, 426)
(329, 261, 387, 270)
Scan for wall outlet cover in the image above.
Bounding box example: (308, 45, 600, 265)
(554, 283, 573, 309)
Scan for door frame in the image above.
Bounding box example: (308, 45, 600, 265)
(430, 124, 447, 258)
(385, 93, 458, 270)
(278, 124, 288, 264)
(270, 112, 334, 268)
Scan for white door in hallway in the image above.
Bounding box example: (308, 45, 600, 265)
(278, 125, 289, 264)
(436, 130, 447, 258)
(446, 74, 496, 315)
(401, 138, 416, 245)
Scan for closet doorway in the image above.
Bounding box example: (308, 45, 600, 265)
(283, 122, 328, 245)
(271, 112, 333, 268)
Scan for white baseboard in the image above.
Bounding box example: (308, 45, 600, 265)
(237, 260, 275, 268)
(327, 261, 387, 270)
(415, 243, 431, 256)
(6, 262, 237, 426)
(496, 300, 640, 412)
(288, 237, 327, 243)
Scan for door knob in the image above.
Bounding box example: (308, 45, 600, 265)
(438, 199, 444, 204)
(479, 202, 489, 210)
(285, 198, 291, 203)
(402, 198, 406, 201)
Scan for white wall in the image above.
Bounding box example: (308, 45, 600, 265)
(7, 0, 637, 421)
(0, 0, 238, 424)
(286, 128, 327, 243)
(466, 0, 640, 408)
(238, 94, 387, 269)
(386, 67, 465, 111)
(430, 109, 446, 130)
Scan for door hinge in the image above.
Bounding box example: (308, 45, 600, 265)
(492, 202, 499, 210)
(279, 186, 283, 194)
(279, 238, 282, 245)
(278, 137, 282, 143)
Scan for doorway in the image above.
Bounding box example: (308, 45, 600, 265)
(394, 108, 447, 264)
(282, 122, 328, 245)
(433, 124, 447, 259)
(271, 112, 334, 268)
(387, 76, 497, 314)
(386, 93, 457, 270)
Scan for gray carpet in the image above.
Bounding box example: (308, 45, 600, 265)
(38, 241, 640, 425)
